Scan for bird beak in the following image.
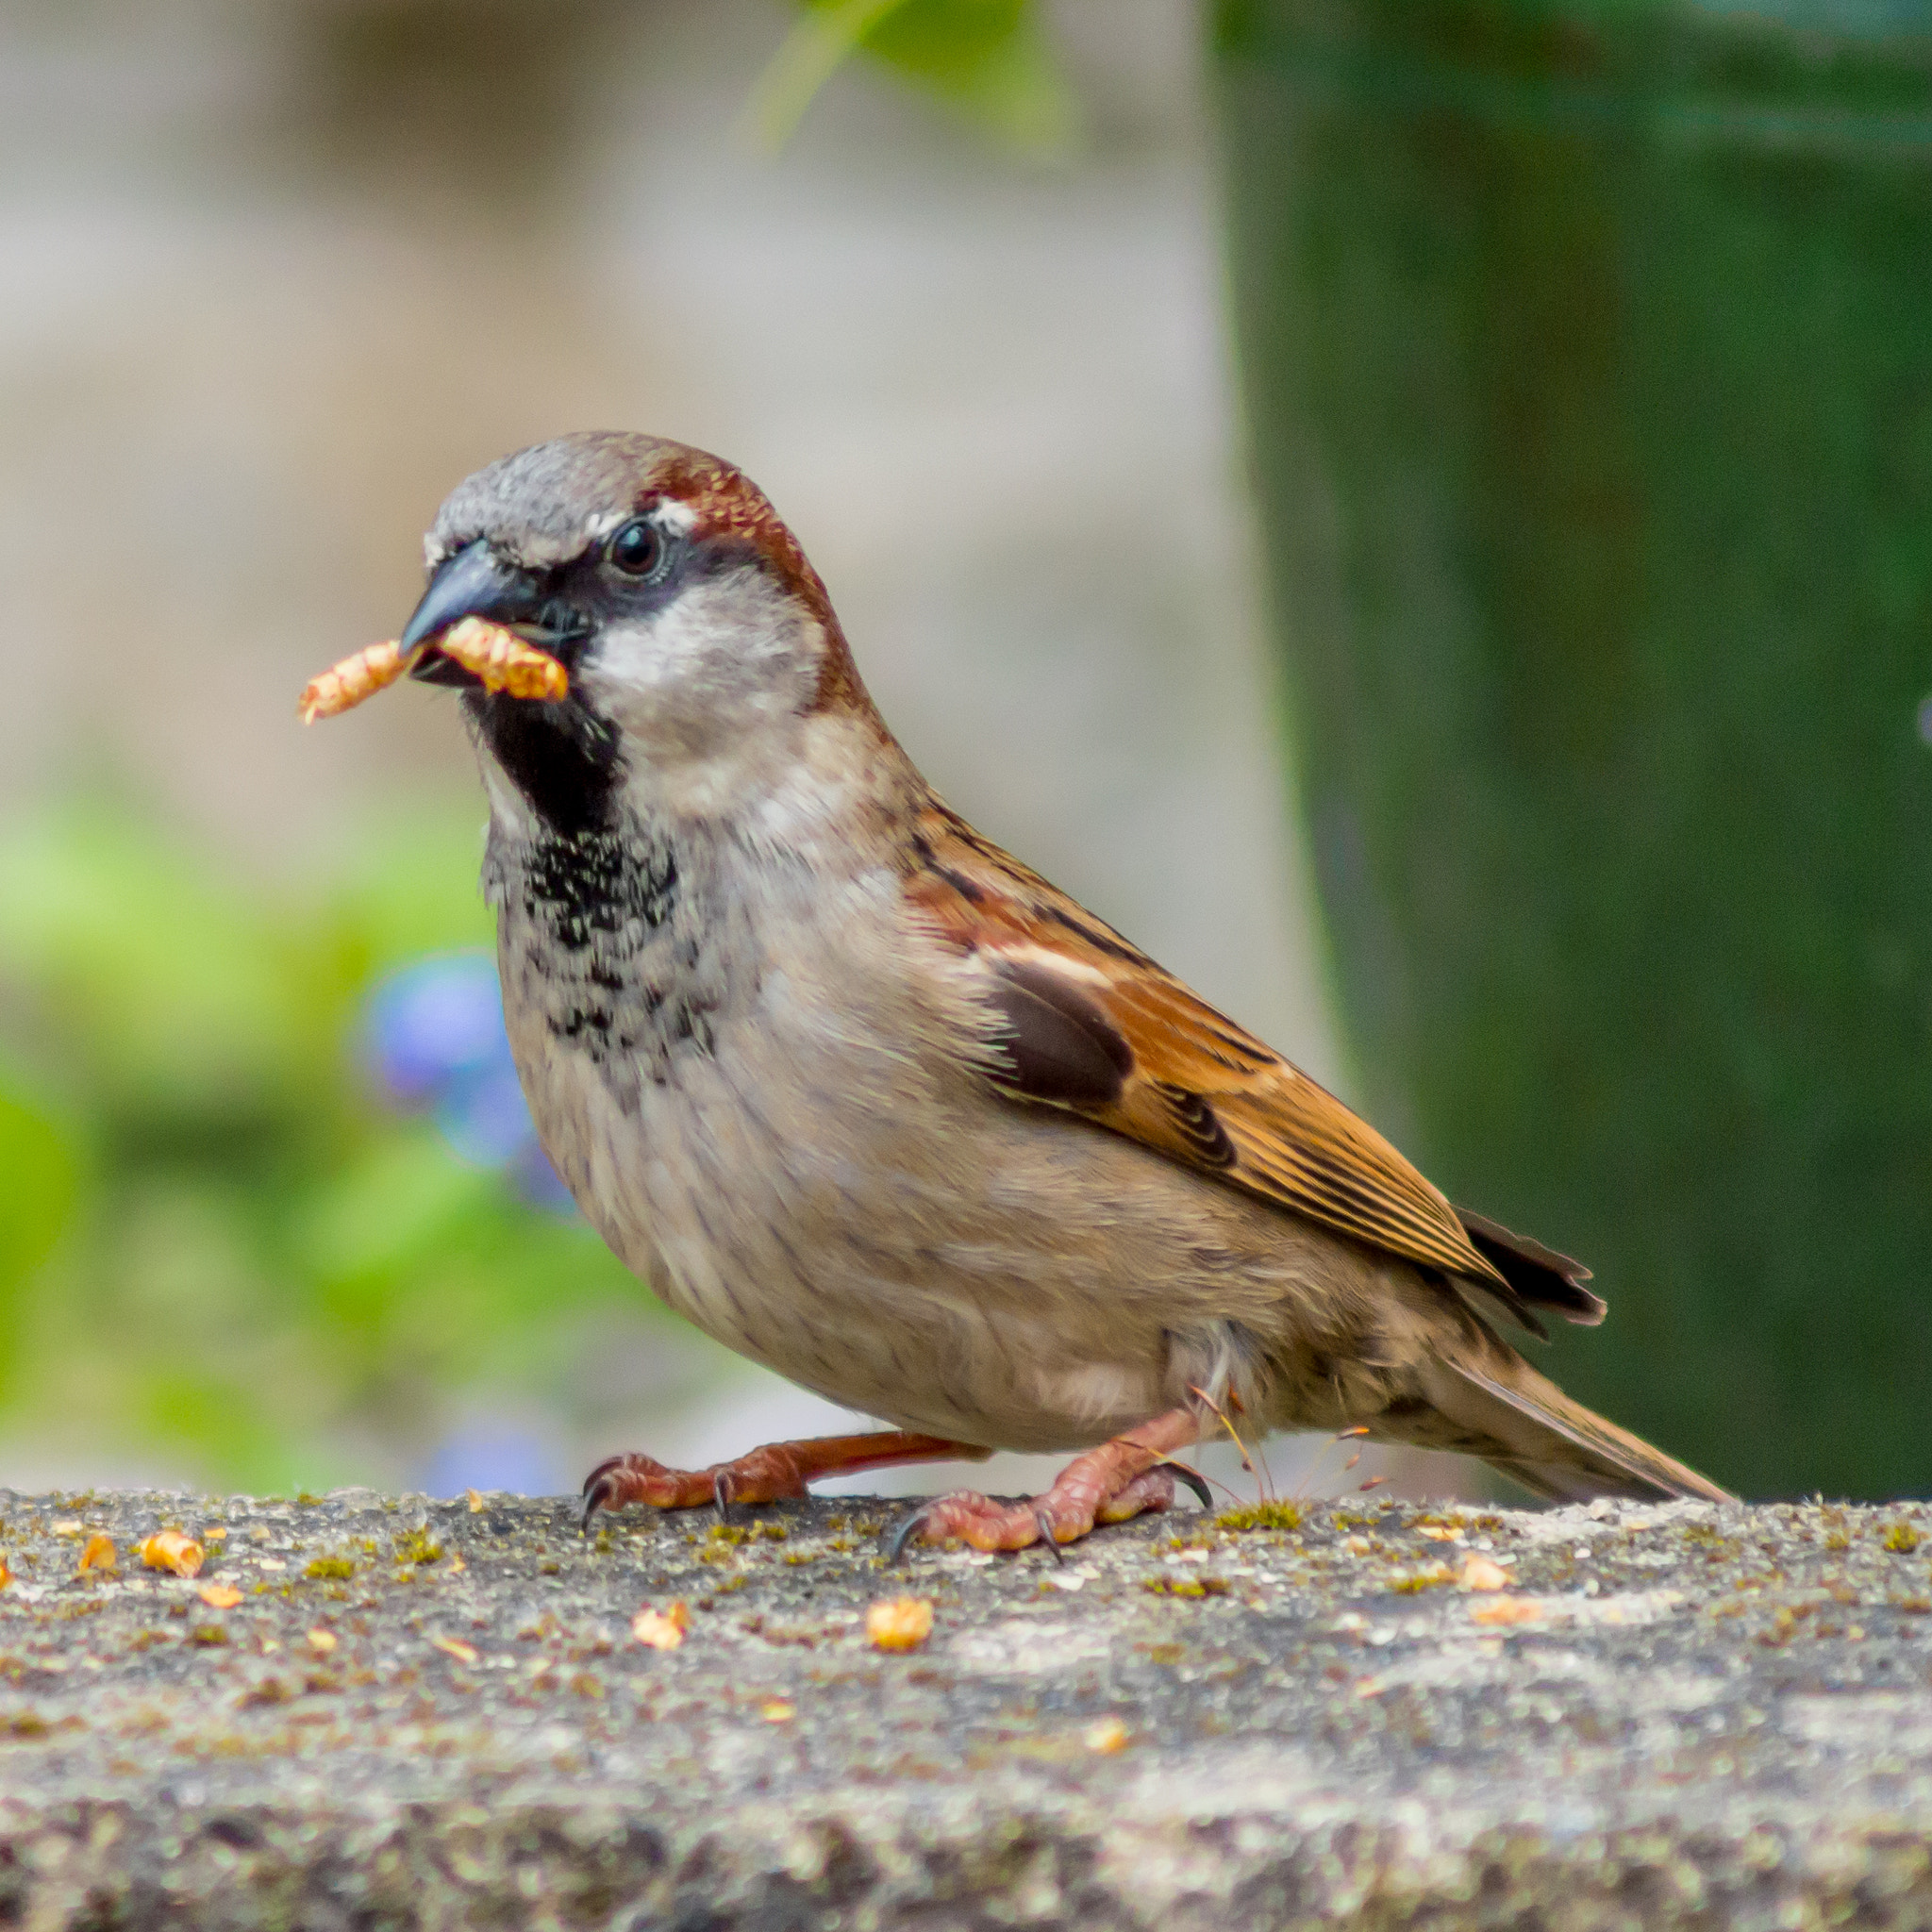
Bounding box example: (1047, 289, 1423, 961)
(400, 540, 551, 687)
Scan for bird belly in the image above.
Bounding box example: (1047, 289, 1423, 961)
(509, 985, 1416, 1454)
(491, 829, 1430, 1456)
(504, 982, 1178, 1445)
(544, 1073, 1173, 1449)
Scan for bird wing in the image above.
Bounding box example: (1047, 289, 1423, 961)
(903, 800, 1595, 1317)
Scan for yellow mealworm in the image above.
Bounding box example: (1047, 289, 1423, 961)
(298, 618, 567, 724)
(437, 617, 570, 702)
(298, 640, 409, 724)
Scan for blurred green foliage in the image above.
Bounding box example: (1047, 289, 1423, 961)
(0, 801, 644, 1493)
(0, 2, 1075, 1496)
(754, 0, 1078, 152)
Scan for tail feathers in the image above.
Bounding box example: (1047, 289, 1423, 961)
(1457, 1209, 1607, 1334)
(1418, 1349, 1733, 1506)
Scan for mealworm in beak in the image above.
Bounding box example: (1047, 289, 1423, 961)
(298, 640, 409, 724)
(298, 617, 568, 724)
(439, 617, 571, 702)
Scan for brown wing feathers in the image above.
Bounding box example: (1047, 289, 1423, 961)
(985, 958, 1133, 1108)
(908, 804, 1601, 1334)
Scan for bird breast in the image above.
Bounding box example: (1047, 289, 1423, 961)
(481, 800, 1409, 1451)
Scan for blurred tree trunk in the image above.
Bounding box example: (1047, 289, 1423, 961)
(1215, 0, 1932, 1498)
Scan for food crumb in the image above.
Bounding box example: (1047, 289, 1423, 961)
(140, 1531, 205, 1578)
(1471, 1594, 1542, 1627)
(866, 1596, 935, 1653)
(633, 1602, 692, 1652)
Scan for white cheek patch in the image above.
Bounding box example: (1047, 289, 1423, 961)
(582, 567, 814, 732)
(577, 568, 825, 820)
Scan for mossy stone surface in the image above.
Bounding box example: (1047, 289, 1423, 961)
(5, 1488, 1932, 1926)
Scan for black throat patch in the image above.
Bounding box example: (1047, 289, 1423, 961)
(468, 689, 624, 837)
(487, 811, 717, 1097)
(512, 824, 680, 954)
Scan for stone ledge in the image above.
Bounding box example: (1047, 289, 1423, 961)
(3, 1488, 1930, 1928)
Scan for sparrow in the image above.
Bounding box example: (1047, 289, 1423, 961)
(387, 430, 1730, 1552)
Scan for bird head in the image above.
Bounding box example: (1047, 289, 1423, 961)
(400, 432, 881, 834)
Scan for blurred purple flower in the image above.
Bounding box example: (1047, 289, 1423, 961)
(421, 1419, 567, 1500)
(362, 954, 575, 1214)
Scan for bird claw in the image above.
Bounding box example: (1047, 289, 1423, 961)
(885, 1498, 1069, 1564)
(885, 1504, 938, 1565)
(1166, 1460, 1215, 1510)
(1034, 1506, 1066, 1564)
(576, 1441, 824, 1531)
(579, 1458, 625, 1535)
(883, 1459, 1186, 1560)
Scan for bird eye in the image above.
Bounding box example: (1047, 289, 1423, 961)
(605, 518, 663, 579)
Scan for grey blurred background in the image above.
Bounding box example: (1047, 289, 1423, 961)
(0, 0, 1476, 1507)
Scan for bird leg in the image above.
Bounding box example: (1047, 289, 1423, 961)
(579, 1431, 990, 1529)
(886, 1407, 1209, 1559)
